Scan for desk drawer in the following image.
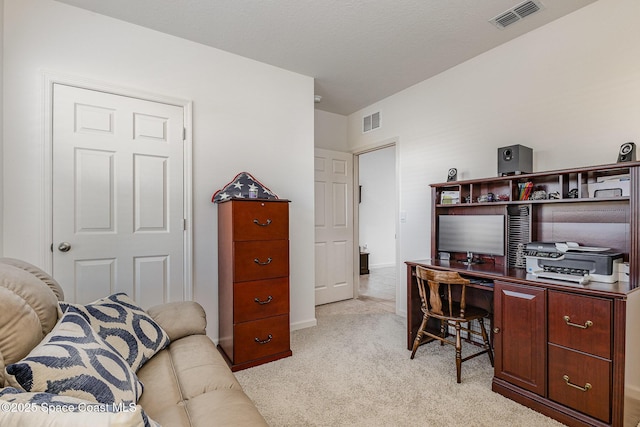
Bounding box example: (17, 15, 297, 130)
(234, 314, 290, 363)
(548, 344, 611, 423)
(234, 277, 289, 323)
(233, 240, 289, 282)
(232, 201, 288, 241)
(548, 291, 611, 359)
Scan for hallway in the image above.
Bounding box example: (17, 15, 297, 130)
(358, 266, 395, 312)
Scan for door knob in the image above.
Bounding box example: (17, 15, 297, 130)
(58, 242, 71, 252)
(493, 327, 500, 334)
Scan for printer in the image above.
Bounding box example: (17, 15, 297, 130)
(524, 241, 623, 284)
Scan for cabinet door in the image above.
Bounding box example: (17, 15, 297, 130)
(234, 314, 291, 363)
(233, 277, 289, 323)
(232, 201, 289, 241)
(548, 290, 611, 359)
(494, 281, 546, 396)
(233, 240, 289, 282)
(548, 344, 611, 423)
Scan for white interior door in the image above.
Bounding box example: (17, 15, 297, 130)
(52, 84, 186, 308)
(314, 148, 354, 305)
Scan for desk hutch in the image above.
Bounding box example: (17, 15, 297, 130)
(407, 162, 640, 427)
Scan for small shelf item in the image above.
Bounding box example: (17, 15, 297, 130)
(517, 181, 533, 200)
(440, 190, 460, 204)
(360, 252, 370, 275)
(212, 172, 278, 203)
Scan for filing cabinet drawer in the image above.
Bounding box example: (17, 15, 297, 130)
(548, 344, 611, 423)
(233, 240, 289, 282)
(548, 290, 611, 359)
(232, 200, 289, 241)
(234, 314, 290, 363)
(234, 277, 289, 323)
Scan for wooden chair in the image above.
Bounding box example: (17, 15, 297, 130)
(410, 266, 494, 383)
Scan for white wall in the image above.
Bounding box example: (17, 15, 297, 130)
(314, 109, 348, 151)
(2, 0, 317, 337)
(0, 0, 4, 257)
(347, 0, 640, 316)
(358, 146, 395, 268)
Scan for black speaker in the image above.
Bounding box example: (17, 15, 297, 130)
(497, 144, 533, 176)
(446, 168, 457, 182)
(617, 142, 636, 163)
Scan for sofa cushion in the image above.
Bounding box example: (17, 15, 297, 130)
(0, 263, 61, 374)
(0, 257, 65, 301)
(5, 311, 143, 405)
(61, 293, 170, 372)
(147, 301, 206, 342)
(136, 334, 268, 426)
(0, 387, 159, 427)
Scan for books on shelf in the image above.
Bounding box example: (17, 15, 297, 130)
(440, 191, 460, 204)
(518, 182, 533, 200)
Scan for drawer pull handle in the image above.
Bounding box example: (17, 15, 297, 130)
(253, 219, 272, 227)
(563, 315, 593, 329)
(563, 375, 592, 392)
(254, 257, 273, 266)
(254, 296, 273, 305)
(255, 334, 273, 345)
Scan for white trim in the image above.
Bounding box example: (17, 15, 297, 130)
(368, 263, 396, 269)
(291, 318, 318, 331)
(352, 138, 401, 315)
(41, 71, 194, 300)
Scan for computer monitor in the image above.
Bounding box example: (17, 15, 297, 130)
(437, 215, 505, 261)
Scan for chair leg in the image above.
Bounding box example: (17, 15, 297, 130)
(440, 319, 446, 346)
(410, 314, 430, 359)
(455, 322, 462, 383)
(479, 318, 494, 367)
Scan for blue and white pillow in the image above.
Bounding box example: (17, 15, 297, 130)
(4, 311, 143, 405)
(60, 293, 170, 372)
(0, 387, 160, 427)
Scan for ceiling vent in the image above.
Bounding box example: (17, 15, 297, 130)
(490, 0, 544, 29)
(363, 112, 380, 133)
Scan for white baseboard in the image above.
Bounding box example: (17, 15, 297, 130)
(369, 263, 395, 269)
(627, 384, 640, 401)
(291, 318, 317, 331)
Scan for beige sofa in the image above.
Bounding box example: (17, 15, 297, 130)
(0, 258, 268, 426)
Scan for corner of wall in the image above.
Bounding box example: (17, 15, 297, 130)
(0, 0, 5, 257)
(314, 109, 348, 152)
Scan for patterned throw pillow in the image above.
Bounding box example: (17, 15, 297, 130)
(60, 293, 170, 372)
(0, 387, 160, 427)
(4, 312, 143, 405)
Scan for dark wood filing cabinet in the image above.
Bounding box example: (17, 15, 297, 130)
(217, 199, 292, 371)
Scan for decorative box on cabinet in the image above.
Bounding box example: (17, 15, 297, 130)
(217, 199, 292, 371)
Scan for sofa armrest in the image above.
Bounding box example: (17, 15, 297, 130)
(147, 301, 207, 341)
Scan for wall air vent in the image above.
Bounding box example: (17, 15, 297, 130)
(490, 0, 544, 29)
(363, 112, 380, 133)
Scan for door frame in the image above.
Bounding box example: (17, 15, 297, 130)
(352, 139, 400, 311)
(41, 72, 194, 300)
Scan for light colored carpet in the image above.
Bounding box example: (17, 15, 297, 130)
(235, 299, 567, 427)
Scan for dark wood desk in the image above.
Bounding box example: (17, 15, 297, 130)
(405, 259, 640, 427)
(405, 259, 520, 350)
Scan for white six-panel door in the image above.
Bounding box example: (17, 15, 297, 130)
(314, 148, 354, 305)
(52, 84, 186, 308)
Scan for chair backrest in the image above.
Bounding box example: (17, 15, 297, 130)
(415, 266, 470, 318)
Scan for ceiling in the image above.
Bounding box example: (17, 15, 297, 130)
(55, 0, 598, 115)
